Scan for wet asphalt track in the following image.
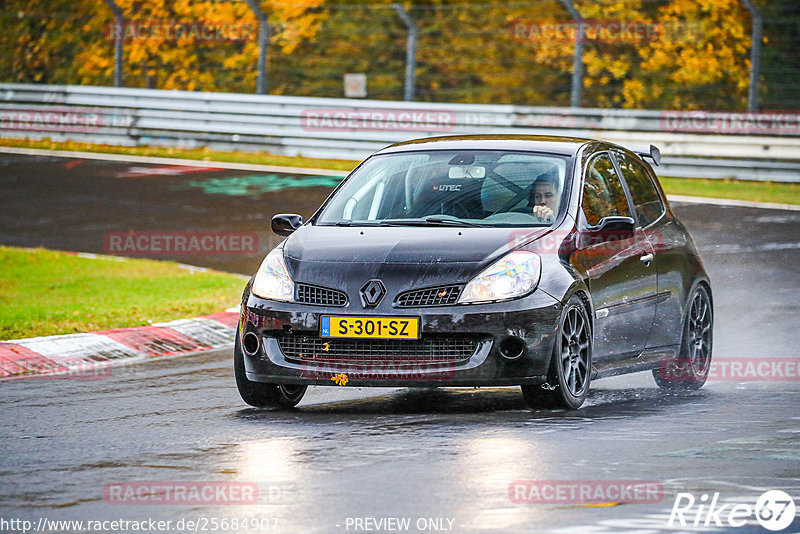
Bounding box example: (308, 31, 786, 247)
(1, 154, 799, 533)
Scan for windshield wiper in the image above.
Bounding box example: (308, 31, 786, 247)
(423, 216, 484, 227)
(381, 217, 484, 228)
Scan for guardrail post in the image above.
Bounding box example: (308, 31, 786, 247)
(558, 0, 583, 108)
(103, 0, 125, 87)
(244, 0, 270, 94)
(392, 4, 418, 102)
(739, 0, 762, 112)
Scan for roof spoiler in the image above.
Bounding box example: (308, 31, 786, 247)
(632, 144, 661, 166)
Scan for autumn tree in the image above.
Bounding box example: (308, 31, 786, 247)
(271, 0, 755, 109)
(0, 0, 792, 111)
(0, 0, 98, 84)
(630, 0, 752, 110)
(75, 0, 326, 92)
(0, 0, 324, 92)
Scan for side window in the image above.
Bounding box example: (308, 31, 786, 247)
(581, 153, 631, 226)
(615, 152, 665, 227)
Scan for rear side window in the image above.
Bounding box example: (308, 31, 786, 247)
(581, 153, 631, 226)
(615, 152, 665, 227)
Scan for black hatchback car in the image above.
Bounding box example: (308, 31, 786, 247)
(235, 135, 713, 409)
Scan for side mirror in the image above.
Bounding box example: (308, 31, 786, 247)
(582, 216, 635, 244)
(272, 213, 303, 236)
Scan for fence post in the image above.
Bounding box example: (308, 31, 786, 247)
(392, 4, 418, 102)
(102, 0, 125, 87)
(558, 0, 583, 108)
(739, 0, 762, 112)
(244, 0, 270, 94)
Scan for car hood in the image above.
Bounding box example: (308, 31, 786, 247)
(282, 225, 547, 294)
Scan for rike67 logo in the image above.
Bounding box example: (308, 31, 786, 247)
(669, 490, 797, 531)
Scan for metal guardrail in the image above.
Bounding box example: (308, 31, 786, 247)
(1, 84, 799, 181)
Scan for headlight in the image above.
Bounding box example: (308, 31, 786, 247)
(252, 248, 294, 302)
(458, 251, 541, 304)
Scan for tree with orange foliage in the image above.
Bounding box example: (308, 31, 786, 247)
(72, 0, 323, 91)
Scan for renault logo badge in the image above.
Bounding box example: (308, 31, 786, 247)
(360, 280, 386, 308)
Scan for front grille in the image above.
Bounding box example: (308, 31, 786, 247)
(276, 334, 480, 369)
(395, 285, 462, 307)
(295, 284, 348, 307)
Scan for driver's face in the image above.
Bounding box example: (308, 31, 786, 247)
(533, 183, 558, 211)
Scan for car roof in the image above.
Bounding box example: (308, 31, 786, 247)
(375, 134, 592, 157)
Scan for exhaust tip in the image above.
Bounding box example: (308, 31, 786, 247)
(499, 337, 526, 360)
(242, 331, 260, 356)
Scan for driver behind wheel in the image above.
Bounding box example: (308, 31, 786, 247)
(529, 172, 560, 223)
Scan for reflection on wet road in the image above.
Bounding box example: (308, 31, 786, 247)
(1, 155, 799, 533)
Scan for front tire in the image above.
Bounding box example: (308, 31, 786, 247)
(234, 327, 307, 408)
(522, 295, 592, 410)
(653, 285, 713, 390)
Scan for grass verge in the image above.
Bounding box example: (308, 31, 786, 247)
(0, 246, 245, 340)
(660, 176, 800, 206)
(1, 138, 799, 205)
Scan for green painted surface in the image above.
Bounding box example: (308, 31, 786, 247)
(178, 174, 342, 196)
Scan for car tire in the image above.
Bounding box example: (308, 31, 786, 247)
(653, 284, 713, 391)
(234, 327, 307, 408)
(521, 294, 592, 410)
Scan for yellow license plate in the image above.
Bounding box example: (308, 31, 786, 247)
(320, 316, 420, 339)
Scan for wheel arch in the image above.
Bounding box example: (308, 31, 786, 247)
(556, 281, 594, 341)
(573, 289, 594, 336)
(676, 277, 713, 352)
(685, 277, 713, 319)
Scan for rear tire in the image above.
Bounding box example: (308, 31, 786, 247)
(234, 327, 307, 408)
(653, 285, 713, 391)
(521, 295, 592, 410)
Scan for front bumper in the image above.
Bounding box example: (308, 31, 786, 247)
(238, 286, 562, 387)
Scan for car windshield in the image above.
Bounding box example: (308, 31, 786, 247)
(316, 150, 571, 227)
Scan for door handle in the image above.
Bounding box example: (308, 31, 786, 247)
(640, 253, 654, 265)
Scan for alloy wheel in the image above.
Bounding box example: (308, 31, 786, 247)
(687, 289, 713, 378)
(560, 306, 590, 397)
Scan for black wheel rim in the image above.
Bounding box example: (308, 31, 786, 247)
(687, 289, 712, 376)
(561, 306, 590, 397)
